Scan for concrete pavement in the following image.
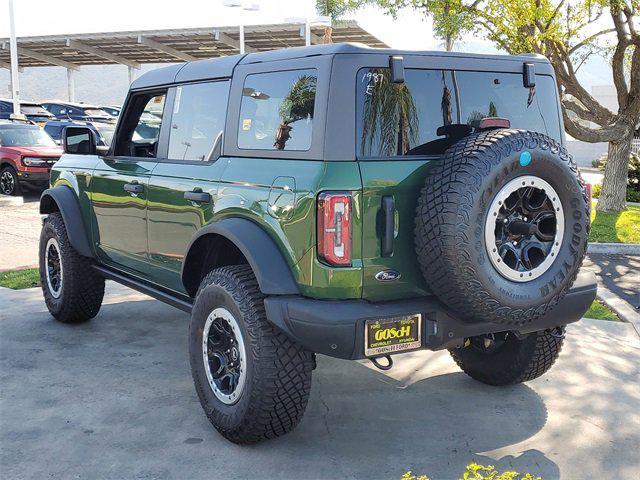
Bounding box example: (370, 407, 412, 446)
(1, 283, 638, 479)
(0, 192, 40, 271)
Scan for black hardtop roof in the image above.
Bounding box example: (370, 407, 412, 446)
(130, 42, 550, 90)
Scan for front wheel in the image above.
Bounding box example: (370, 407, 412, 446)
(39, 212, 105, 323)
(0, 166, 20, 196)
(449, 329, 564, 386)
(189, 265, 314, 444)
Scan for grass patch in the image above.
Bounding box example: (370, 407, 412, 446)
(0, 268, 40, 290)
(584, 299, 620, 321)
(589, 203, 640, 243)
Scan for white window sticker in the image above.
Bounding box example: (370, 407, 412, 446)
(174, 86, 182, 114)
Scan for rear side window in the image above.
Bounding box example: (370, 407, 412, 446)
(238, 69, 317, 151)
(168, 81, 229, 161)
(357, 68, 561, 158)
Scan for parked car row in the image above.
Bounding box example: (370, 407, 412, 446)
(0, 99, 166, 195)
(0, 99, 119, 125)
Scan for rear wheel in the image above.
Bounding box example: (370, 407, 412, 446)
(415, 129, 590, 326)
(189, 265, 314, 444)
(0, 166, 20, 196)
(39, 212, 105, 323)
(449, 329, 564, 385)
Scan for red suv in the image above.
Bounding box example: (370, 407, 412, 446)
(0, 121, 62, 195)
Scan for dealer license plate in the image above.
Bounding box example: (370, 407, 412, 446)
(365, 314, 422, 357)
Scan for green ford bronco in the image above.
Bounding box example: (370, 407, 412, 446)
(39, 44, 596, 444)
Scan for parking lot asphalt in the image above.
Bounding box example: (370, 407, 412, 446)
(1, 283, 639, 480)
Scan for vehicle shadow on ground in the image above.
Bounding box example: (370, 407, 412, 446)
(1, 290, 564, 479)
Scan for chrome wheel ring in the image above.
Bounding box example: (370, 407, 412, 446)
(202, 307, 247, 405)
(1, 171, 15, 195)
(485, 176, 564, 282)
(45, 237, 63, 298)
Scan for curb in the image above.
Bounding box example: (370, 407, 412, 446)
(597, 287, 640, 337)
(588, 243, 640, 255)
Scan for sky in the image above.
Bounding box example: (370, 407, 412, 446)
(0, 0, 613, 100)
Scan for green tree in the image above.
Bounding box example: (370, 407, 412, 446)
(372, 0, 640, 212)
(373, 0, 479, 50)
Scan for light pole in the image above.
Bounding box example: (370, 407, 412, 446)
(222, 1, 260, 55)
(8, 0, 20, 114)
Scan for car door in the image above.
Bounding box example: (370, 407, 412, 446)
(91, 90, 169, 278)
(146, 80, 231, 293)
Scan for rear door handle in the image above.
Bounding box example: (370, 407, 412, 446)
(381, 196, 395, 257)
(184, 190, 211, 203)
(124, 183, 143, 194)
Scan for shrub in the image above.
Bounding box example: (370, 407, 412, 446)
(627, 187, 640, 203)
(589, 152, 639, 203)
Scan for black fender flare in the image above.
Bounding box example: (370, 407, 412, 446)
(40, 186, 94, 258)
(181, 218, 299, 296)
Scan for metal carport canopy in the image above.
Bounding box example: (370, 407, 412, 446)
(0, 21, 387, 69)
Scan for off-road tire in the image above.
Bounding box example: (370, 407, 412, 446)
(39, 212, 105, 323)
(449, 330, 564, 385)
(189, 265, 314, 444)
(0, 166, 21, 196)
(415, 129, 590, 326)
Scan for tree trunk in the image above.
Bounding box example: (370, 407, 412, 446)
(445, 35, 454, 51)
(596, 129, 634, 213)
(322, 26, 333, 44)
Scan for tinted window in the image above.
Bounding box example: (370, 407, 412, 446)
(168, 81, 229, 161)
(46, 104, 66, 116)
(238, 69, 317, 151)
(357, 68, 561, 158)
(44, 124, 63, 139)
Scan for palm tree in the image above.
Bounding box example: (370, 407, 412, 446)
(360, 69, 419, 156)
(274, 74, 317, 150)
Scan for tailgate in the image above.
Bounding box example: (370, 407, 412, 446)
(359, 159, 432, 301)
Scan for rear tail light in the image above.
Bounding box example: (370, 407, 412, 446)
(317, 192, 352, 266)
(585, 182, 592, 205)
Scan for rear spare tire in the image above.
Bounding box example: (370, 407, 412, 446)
(415, 129, 589, 325)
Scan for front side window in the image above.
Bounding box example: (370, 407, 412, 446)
(357, 68, 561, 158)
(114, 92, 166, 158)
(168, 81, 230, 161)
(238, 69, 317, 151)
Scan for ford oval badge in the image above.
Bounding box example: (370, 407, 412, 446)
(375, 270, 401, 282)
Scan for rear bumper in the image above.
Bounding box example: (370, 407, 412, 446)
(264, 270, 597, 360)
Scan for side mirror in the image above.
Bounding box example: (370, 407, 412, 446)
(63, 126, 97, 155)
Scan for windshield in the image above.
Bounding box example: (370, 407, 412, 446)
(21, 105, 52, 116)
(84, 108, 111, 117)
(356, 68, 561, 158)
(0, 127, 57, 147)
